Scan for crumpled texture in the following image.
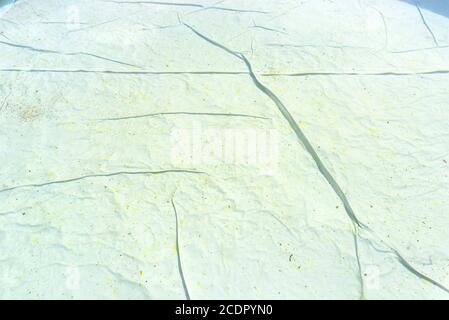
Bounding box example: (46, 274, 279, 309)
(0, 0, 448, 299)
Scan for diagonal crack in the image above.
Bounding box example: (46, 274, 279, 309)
(0, 31, 10, 41)
(183, 22, 367, 299)
(394, 249, 449, 294)
(171, 198, 191, 300)
(414, 0, 438, 46)
(250, 25, 287, 34)
(183, 22, 449, 297)
(0, 169, 205, 194)
(0, 40, 141, 68)
(183, 22, 366, 229)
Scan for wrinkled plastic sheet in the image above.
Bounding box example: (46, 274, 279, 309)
(0, 0, 448, 299)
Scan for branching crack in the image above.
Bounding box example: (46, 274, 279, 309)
(183, 22, 366, 229)
(183, 22, 449, 297)
(171, 198, 191, 300)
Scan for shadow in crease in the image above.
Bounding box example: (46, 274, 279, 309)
(400, 0, 449, 19)
(0, 0, 15, 16)
(0, 0, 15, 7)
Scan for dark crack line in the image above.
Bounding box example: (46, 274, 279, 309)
(394, 249, 449, 294)
(96, 111, 270, 121)
(266, 211, 298, 242)
(262, 71, 449, 77)
(101, 0, 267, 14)
(67, 18, 122, 34)
(250, 25, 288, 35)
(266, 43, 371, 50)
(415, 0, 438, 46)
(37, 21, 90, 25)
(171, 198, 191, 300)
(0, 169, 204, 194)
(0, 68, 247, 75)
(353, 224, 365, 299)
(182, 22, 426, 230)
(0, 40, 140, 68)
(183, 23, 366, 300)
(204, 6, 268, 14)
(184, 22, 449, 296)
(240, 54, 366, 229)
(390, 45, 449, 54)
(2, 68, 448, 77)
(368, 230, 449, 295)
(0, 31, 10, 41)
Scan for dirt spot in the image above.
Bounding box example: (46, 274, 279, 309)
(18, 105, 43, 122)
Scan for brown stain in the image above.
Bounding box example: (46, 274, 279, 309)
(18, 104, 43, 122)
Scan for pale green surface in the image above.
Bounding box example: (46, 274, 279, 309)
(0, 0, 448, 299)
